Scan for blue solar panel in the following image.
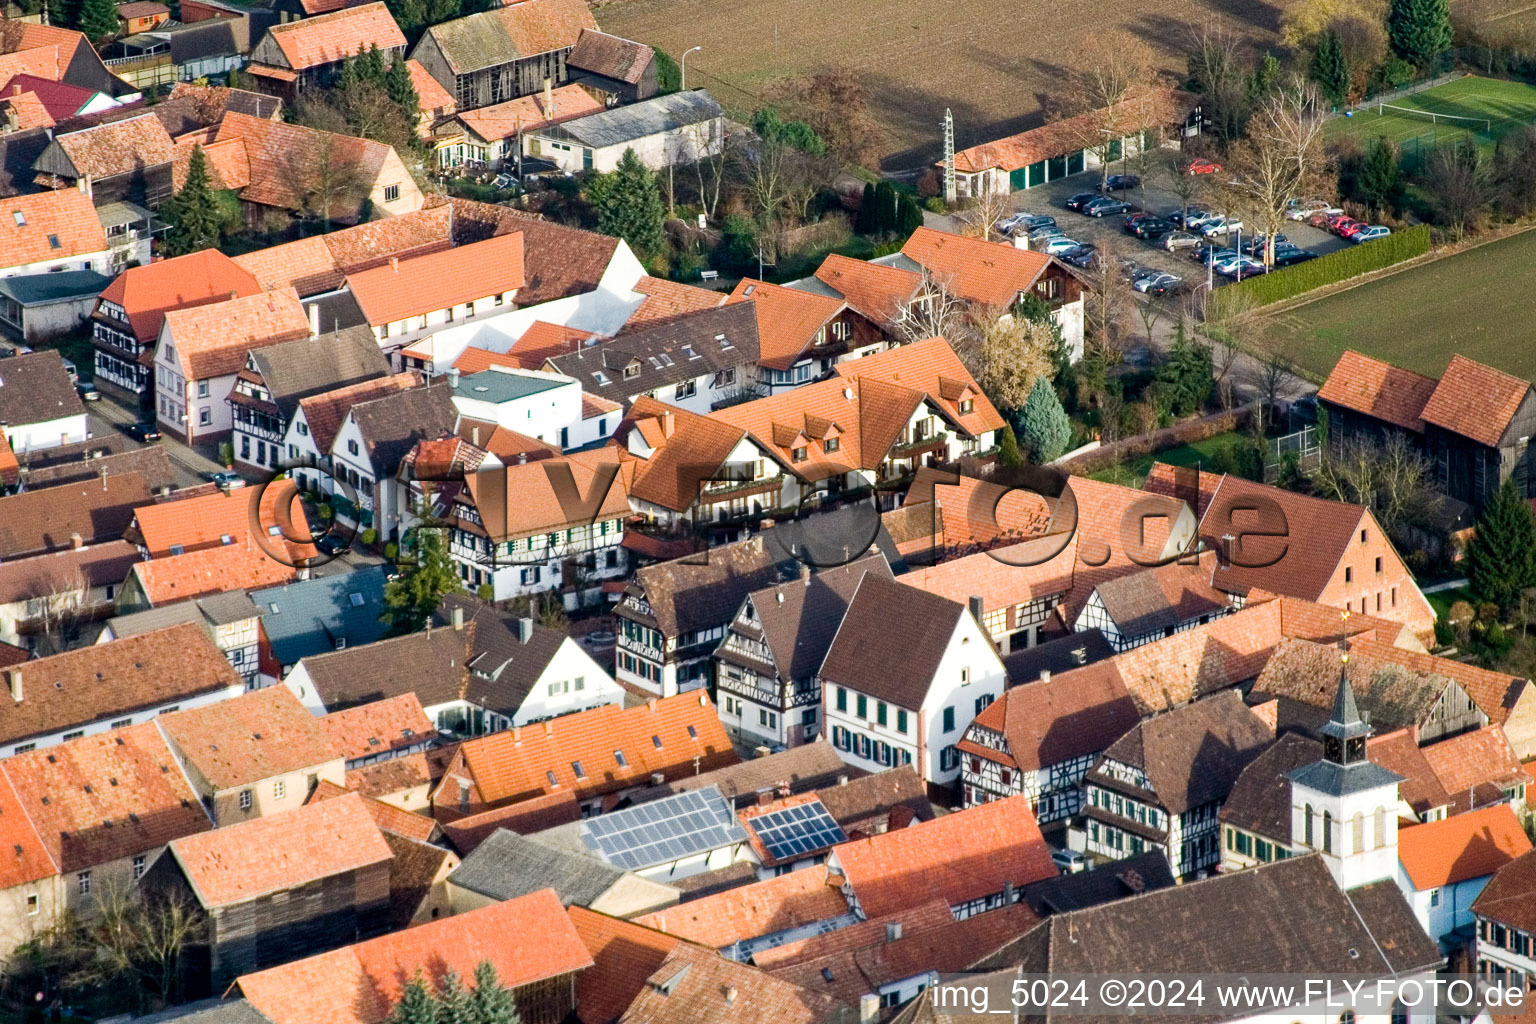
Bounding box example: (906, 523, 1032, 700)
(579, 786, 748, 870)
(750, 799, 846, 863)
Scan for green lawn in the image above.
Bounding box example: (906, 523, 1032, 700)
(1325, 75, 1536, 152)
(1089, 430, 1254, 487)
(1261, 227, 1536, 380)
(1425, 585, 1475, 621)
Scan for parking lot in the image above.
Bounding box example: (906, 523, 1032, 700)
(1000, 166, 1351, 295)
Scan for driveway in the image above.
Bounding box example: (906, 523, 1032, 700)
(88, 397, 230, 489)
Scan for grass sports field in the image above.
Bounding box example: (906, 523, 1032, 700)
(1324, 75, 1536, 152)
(1259, 228, 1536, 381)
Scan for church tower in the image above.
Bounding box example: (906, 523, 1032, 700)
(1286, 660, 1404, 889)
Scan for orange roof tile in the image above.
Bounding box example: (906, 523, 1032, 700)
(440, 789, 581, 854)
(454, 84, 602, 143)
(900, 226, 1053, 309)
(568, 906, 691, 1024)
(405, 58, 452, 113)
(0, 769, 57, 889)
(213, 112, 395, 223)
(0, 188, 106, 268)
(510, 319, 597, 363)
(635, 867, 849, 948)
(2, 722, 212, 873)
(313, 777, 440, 841)
(1399, 803, 1531, 890)
(262, 2, 404, 70)
(1317, 350, 1437, 433)
(900, 465, 1061, 557)
(947, 89, 1195, 174)
(0, 90, 53, 130)
(162, 288, 310, 380)
(170, 792, 391, 907)
(130, 539, 298, 606)
(452, 347, 534, 373)
(626, 275, 724, 330)
(462, 448, 628, 541)
(1346, 637, 1524, 727)
(298, 372, 421, 453)
(581, 391, 620, 418)
(622, 943, 841, 1024)
(494, 0, 595, 58)
(344, 751, 434, 802)
(132, 480, 316, 560)
(1368, 729, 1451, 818)
(321, 693, 434, 762)
(345, 232, 524, 326)
(726, 278, 844, 370)
(1422, 725, 1529, 811)
(831, 336, 1006, 440)
(623, 396, 747, 512)
(0, 433, 17, 488)
(958, 654, 1139, 772)
(96, 248, 261, 343)
(813, 254, 922, 326)
(160, 686, 339, 790)
(237, 890, 594, 1024)
(1421, 354, 1532, 448)
(899, 534, 1077, 616)
(829, 795, 1056, 918)
(0, 44, 63, 83)
(233, 205, 453, 294)
(172, 136, 250, 191)
(50, 113, 176, 180)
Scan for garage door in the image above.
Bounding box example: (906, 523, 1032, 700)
(1009, 167, 1028, 191)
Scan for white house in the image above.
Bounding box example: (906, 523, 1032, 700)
(1394, 803, 1531, 950)
(448, 365, 610, 451)
(819, 574, 1006, 786)
(523, 89, 724, 174)
(0, 351, 88, 454)
(324, 381, 457, 540)
(0, 189, 111, 279)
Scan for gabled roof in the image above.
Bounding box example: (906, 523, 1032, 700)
(1421, 724, 1528, 813)
(0, 472, 153, 558)
(236, 890, 594, 1024)
(493, 213, 619, 305)
(1090, 554, 1229, 637)
(320, 693, 433, 763)
(0, 188, 106, 268)
(732, 554, 893, 683)
(958, 662, 1138, 773)
(629, 739, 858, 805)
(625, 530, 796, 637)
(1473, 848, 1536, 933)
(1, 73, 95, 121)
(898, 227, 1052, 309)
(461, 448, 628, 541)
(621, 943, 845, 1024)
(439, 790, 581, 855)
(1345, 637, 1525, 728)
(1398, 803, 1531, 891)
(566, 28, 652, 84)
(130, 537, 299, 606)
(1317, 350, 1437, 433)
(726, 277, 845, 371)
(97, 248, 262, 343)
(832, 795, 1056, 919)
(251, 565, 391, 666)
(0, 622, 242, 748)
(620, 396, 748, 514)
(818, 573, 968, 710)
(812, 764, 934, 834)
(811, 254, 922, 328)
(297, 371, 421, 454)
(345, 752, 437, 805)
(1094, 689, 1273, 813)
(1218, 731, 1320, 841)
(833, 338, 1006, 438)
(549, 303, 759, 402)
(162, 288, 311, 381)
(260, 2, 404, 71)
(212, 112, 395, 222)
(0, 539, 139, 608)
(1421, 353, 1532, 448)
(452, 84, 603, 144)
(45, 113, 175, 180)
(245, 327, 390, 420)
(635, 865, 849, 949)
(344, 231, 524, 326)
(448, 827, 625, 904)
(0, 769, 58, 890)
(450, 691, 735, 806)
(1017, 849, 1177, 916)
(625, 274, 725, 331)
(1366, 728, 1450, 817)
(169, 792, 392, 908)
(131, 480, 315, 560)
(233, 205, 453, 295)
(290, 625, 473, 711)
(538, 89, 721, 151)
(1250, 637, 1459, 735)
(568, 906, 690, 1024)
(432, 594, 592, 713)
(346, 382, 459, 476)
(0, 349, 83, 428)
(422, 0, 597, 75)
(946, 89, 1196, 175)
(160, 686, 338, 790)
(2, 721, 212, 873)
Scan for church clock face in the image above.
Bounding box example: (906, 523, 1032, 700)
(1324, 735, 1344, 763)
(1347, 736, 1366, 762)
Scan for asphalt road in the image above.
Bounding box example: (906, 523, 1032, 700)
(87, 395, 230, 490)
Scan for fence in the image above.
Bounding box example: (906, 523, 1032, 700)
(1263, 426, 1320, 483)
(1339, 71, 1461, 115)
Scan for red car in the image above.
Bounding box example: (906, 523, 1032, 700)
(1122, 211, 1155, 230)
(1333, 217, 1366, 237)
(1323, 212, 1355, 232)
(1185, 158, 1222, 175)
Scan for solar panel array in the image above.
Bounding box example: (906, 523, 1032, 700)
(748, 799, 847, 863)
(581, 786, 748, 871)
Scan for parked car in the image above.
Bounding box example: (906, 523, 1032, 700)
(1123, 211, 1155, 229)
(1216, 255, 1268, 278)
(207, 470, 246, 489)
(1272, 248, 1318, 267)
(1059, 244, 1099, 268)
(124, 421, 161, 443)
(61, 359, 77, 383)
(1287, 199, 1342, 221)
(1196, 246, 1239, 267)
(1083, 197, 1131, 217)
(1097, 173, 1141, 192)
(997, 212, 1056, 236)
(1199, 216, 1243, 237)
(1243, 234, 1287, 255)
(1351, 225, 1392, 243)
(1185, 158, 1222, 175)
(1324, 212, 1359, 233)
(1168, 207, 1211, 229)
(1064, 192, 1098, 211)
(1051, 849, 1086, 874)
(1130, 217, 1175, 239)
(1040, 236, 1085, 255)
(1027, 224, 1066, 243)
(75, 379, 100, 402)
(1161, 230, 1202, 251)
(1133, 271, 1182, 295)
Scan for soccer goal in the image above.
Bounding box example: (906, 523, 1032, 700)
(1377, 102, 1493, 132)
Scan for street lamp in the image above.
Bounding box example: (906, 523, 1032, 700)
(681, 46, 701, 91)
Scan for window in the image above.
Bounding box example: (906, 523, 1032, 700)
(943, 706, 955, 732)
(792, 446, 808, 463)
(575, 676, 585, 691)
(274, 779, 286, 800)
(836, 687, 847, 712)
(133, 855, 146, 879)
(652, 734, 663, 748)
(199, 407, 211, 426)
(77, 871, 90, 895)
(959, 398, 974, 413)
(824, 436, 840, 453)
(458, 782, 470, 813)
(856, 694, 867, 718)
(1361, 529, 1368, 543)
(26, 894, 37, 915)
(347, 439, 359, 455)
(197, 380, 210, 398)
(623, 362, 640, 380)
(240, 789, 252, 810)
(384, 183, 401, 203)
(675, 380, 696, 400)
(572, 761, 586, 778)
(1322, 810, 1333, 854)
(939, 745, 959, 771)
(614, 750, 627, 766)
(960, 668, 969, 685)
(111, 718, 131, 729)
(876, 702, 887, 726)
(1429, 888, 1440, 907)
(896, 709, 907, 733)
(1304, 804, 1314, 846)
(1344, 567, 1352, 583)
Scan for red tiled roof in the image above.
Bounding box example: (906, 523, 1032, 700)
(213, 112, 395, 222)
(439, 789, 581, 854)
(405, 59, 452, 113)
(237, 890, 594, 1024)
(162, 288, 310, 380)
(0, 89, 53, 130)
(813, 254, 922, 326)
(625, 275, 723, 331)
(454, 84, 602, 143)
(1, 74, 91, 121)
(312, 777, 439, 841)
(1421, 354, 1532, 448)
(0, 769, 57, 890)
(130, 540, 298, 606)
(321, 693, 434, 762)
(343, 751, 434, 802)
(1368, 729, 1450, 818)
(1398, 803, 1531, 891)
(900, 226, 1053, 309)
(568, 906, 689, 1024)
(1317, 350, 1437, 433)
(494, 0, 595, 59)
(831, 336, 1006, 440)
(463, 448, 628, 541)
(726, 278, 845, 371)
(830, 795, 1055, 918)
(512, 319, 598, 363)
(97, 248, 261, 343)
(170, 792, 391, 907)
(262, 1, 404, 70)
(233, 205, 453, 295)
(0, 433, 17, 488)
(0, 189, 106, 269)
(160, 686, 339, 790)
(621, 943, 842, 1024)
(635, 867, 849, 948)
(132, 479, 316, 561)
(345, 232, 524, 326)
(1422, 725, 1529, 812)
(173, 136, 251, 191)
(623, 396, 747, 512)
(452, 347, 533, 373)
(946, 89, 1196, 174)
(958, 661, 1139, 772)
(50, 113, 176, 180)
(297, 372, 421, 454)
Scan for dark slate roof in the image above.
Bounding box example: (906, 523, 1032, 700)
(541, 90, 721, 149)
(1092, 560, 1229, 637)
(292, 625, 473, 710)
(19, 445, 177, 493)
(123, 998, 274, 1024)
(248, 326, 389, 420)
(348, 382, 458, 477)
(448, 828, 625, 904)
(1000, 629, 1114, 685)
(738, 553, 893, 683)
(197, 590, 263, 626)
(760, 502, 906, 573)
(166, 20, 243, 63)
(547, 304, 759, 404)
(0, 128, 49, 197)
(819, 574, 966, 710)
(251, 565, 391, 666)
(434, 594, 577, 715)
(812, 764, 934, 832)
(1287, 755, 1405, 799)
(629, 739, 860, 805)
(565, 29, 652, 84)
(1219, 732, 1319, 841)
(1019, 850, 1177, 915)
(0, 270, 112, 305)
(0, 350, 85, 429)
(975, 855, 1441, 1023)
(1093, 689, 1273, 814)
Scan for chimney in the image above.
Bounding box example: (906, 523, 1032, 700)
(543, 720, 553, 735)
(517, 617, 533, 643)
(837, 774, 848, 786)
(471, 425, 481, 446)
(753, 745, 771, 759)
(447, 367, 460, 389)
(512, 725, 521, 743)
(659, 410, 675, 437)
(1071, 646, 1088, 666)
(650, 771, 665, 785)
(1039, 669, 1050, 684)
(724, 987, 737, 1006)
(69, 531, 83, 550)
(968, 595, 984, 625)
(799, 561, 811, 582)
(1012, 233, 1030, 250)
(6, 669, 18, 704)
(885, 922, 902, 942)
(859, 994, 881, 1024)
(229, 290, 238, 301)
(307, 301, 319, 337)
(543, 76, 553, 116)
(390, 256, 399, 272)
(452, 606, 464, 631)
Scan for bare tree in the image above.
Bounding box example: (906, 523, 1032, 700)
(688, 123, 728, 223)
(964, 306, 1055, 410)
(1220, 78, 1329, 265)
(1210, 331, 1243, 410)
(282, 133, 372, 230)
(1059, 43, 1159, 190)
(895, 269, 968, 342)
(64, 881, 207, 1014)
(1134, 292, 1172, 348)
(22, 565, 87, 648)
(1430, 140, 1491, 240)
(957, 185, 1013, 242)
(1185, 20, 1256, 142)
(1082, 241, 1132, 362)
(1311, 431, 1443, 536)
(1161, 148, 1207, 226)
(1247, 342, 1300, 429)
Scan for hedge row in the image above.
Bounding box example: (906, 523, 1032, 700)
(1057, 406, 1254, 477)
(1208, 224, 1431, 319)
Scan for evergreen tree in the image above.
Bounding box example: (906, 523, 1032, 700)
(437, 971, 476, 1024)
(1310, 29, 1349, 107)
(386, 52, 418, 119)
(470, 962, 522, 1024)
(1155, 324, 1213, 416)
(1388, 0, 1452, 69)
(1015, 376, 1073, 463)
(161, 145, 224, 256)
(854, 182, 877, 234)
(895, 191, 923, 235)
(872, 180, 897, 235)
(387, 975, 439, 1024)
(77, 0, 119, 43)
(1466, 478, 1536, 613)
(384, 0, 427, 33)
(653, 49, 681, 94)
(1246, 52, 1280, 101)
(382, 528, 462, 635)
(595, 148, 666, 263)
(357, 44, 388, 86)
(996, 422, 1023, 468)
(1358, 136, 1404, 214)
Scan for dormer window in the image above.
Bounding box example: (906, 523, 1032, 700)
(959, 398, 974, 413)
(623, 362, 640, 380)
(792, 446, 808, 463)
(824, 437, 840, 453)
